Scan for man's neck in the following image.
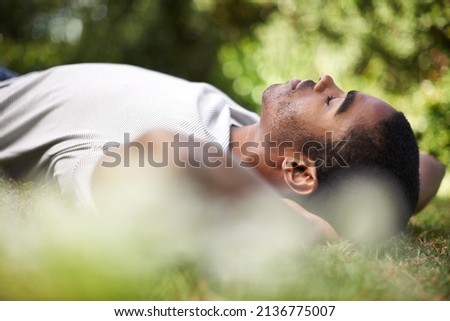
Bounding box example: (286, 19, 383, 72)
(229, 123, 286, 192)
(229, 124, 260, 163)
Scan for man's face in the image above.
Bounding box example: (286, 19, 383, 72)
(259, 75, 395, 144)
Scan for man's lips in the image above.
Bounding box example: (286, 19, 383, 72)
(290, 78, 301, 90)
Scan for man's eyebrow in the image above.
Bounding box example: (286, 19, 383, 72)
(335, 90, 357, 115)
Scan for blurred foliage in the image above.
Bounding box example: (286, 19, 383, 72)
(0, 0, 449, 165)
(0, 177, 449, 300)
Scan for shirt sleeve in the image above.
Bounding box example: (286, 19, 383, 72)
(52, 147, 105, 210)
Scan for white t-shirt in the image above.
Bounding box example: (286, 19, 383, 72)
(0, 63, 259, 204)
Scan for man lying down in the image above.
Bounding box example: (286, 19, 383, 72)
(0, 64, 445, 243)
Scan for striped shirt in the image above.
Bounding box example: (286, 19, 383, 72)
(0, 63, 259, 204)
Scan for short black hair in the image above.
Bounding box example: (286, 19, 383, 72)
(305, 111, 419, 231)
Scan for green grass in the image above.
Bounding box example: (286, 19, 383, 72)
(0, 178, 448, 300)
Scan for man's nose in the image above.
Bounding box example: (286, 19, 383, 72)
(313, 75, 338, 93)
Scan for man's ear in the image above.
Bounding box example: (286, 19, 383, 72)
(282, 157, 318, 196)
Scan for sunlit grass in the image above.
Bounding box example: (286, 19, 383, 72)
(0, 178, 448, 300)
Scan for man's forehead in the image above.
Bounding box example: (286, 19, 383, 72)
(352, 92, 395, 124)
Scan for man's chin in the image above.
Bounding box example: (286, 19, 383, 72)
(261, 82, 286, 108)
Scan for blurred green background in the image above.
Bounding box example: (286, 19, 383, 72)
(1, 0, 449, 192)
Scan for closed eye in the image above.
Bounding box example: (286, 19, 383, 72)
(326, 96, 335, 105)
